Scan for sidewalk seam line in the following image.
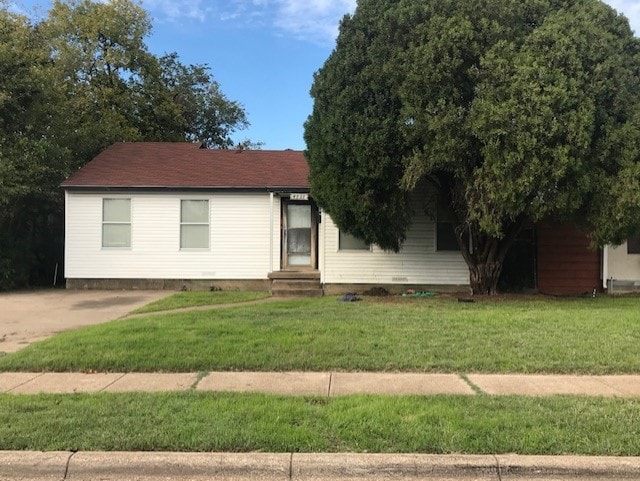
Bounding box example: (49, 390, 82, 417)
(288, 452, 294, 481)
(459, 373, 484, 395)
(191, 371, 209, 390)
(99, 373, 127, 392)
(6, 372, 45, 393)
(493, 454, 503, 481)
(594, 377, 628, 397)
(327, 372, 333, 397)
(62, 451, 77, 481)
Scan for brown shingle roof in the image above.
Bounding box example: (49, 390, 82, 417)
(61, 142, 310, 190)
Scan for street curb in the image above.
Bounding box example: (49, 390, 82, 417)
(496, 454, 640, 478)
(1, 451, 640, 480)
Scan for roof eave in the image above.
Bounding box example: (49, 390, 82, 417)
(61, 185, 311, 193)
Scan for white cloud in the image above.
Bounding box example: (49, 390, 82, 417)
(143, 0, 214, 22)
(272, 0, 356, 43)
(140, 1, 638, 44)
(140, 0, 355, 44)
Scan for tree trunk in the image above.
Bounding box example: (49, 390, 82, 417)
(468, 262, 502, 295)
(456, 217, 526, 296)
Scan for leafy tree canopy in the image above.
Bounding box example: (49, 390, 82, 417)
(0, 0, 253, 289)
(305, 0, 640, 294)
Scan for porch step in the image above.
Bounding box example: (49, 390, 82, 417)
(268, 271, 321, 280)
(269, 271, 323, 297)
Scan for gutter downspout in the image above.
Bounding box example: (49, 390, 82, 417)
(320, 209, 326, 284)
(602, 245, 609, 291)
(64, 190, 69, 286)
(269, 192, 274, 273)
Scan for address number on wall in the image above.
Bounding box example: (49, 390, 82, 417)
(290, 193, 309, 201)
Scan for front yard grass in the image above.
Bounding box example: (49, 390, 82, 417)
(1, 295, 639, 373)
(130, 290, 270, 314)
(1, 392, 639, 454)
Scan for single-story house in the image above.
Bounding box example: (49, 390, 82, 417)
(60, 142, 639, 295)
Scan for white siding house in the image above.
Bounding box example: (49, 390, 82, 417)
(65, 191, 282, 282)
(64, 142, 640, 296)
(62, 142, 471, 292)
(319, 193, 469, 286)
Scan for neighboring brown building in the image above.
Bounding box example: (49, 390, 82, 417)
(536, 221, 601, 295)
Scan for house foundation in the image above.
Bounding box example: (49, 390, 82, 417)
(65, 278, 271, 292)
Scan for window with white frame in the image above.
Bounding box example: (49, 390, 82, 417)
(180, 199, 209, 249)
(338, 229, 370, 251)
(102, 198, 131, 248)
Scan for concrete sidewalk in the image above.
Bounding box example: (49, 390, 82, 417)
(2, 371, 640, 397)
(2, 451, 640, 480)
(2, 375, 640, 480)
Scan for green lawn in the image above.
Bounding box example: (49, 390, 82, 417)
(2, 295, 639, 373)
(131, 290, 270, 314)
(1, 392, 638, 454)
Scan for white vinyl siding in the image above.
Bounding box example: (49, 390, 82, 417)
(180, 200, 209, 249)
(66, 189, 470, 285)
(102, 198, 131, 248)
(65, 192, 274, 280)
(320, 188, 469, 285)
(607, 242, 640, 282)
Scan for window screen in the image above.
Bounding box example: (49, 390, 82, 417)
(181, 200, 209, 249)
(339, 230, 369, 250)
(102, 198, 131, 248)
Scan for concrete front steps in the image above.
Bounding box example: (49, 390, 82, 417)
(268, 271, 323, 297)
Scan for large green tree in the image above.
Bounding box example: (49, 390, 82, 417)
(0, 5, 65, 288)
(0, 0, 252, 289)
(305, 0, 640, 295)
(42, 0, 250, 157)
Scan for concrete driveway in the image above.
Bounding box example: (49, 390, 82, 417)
(0, 290, 171, 353)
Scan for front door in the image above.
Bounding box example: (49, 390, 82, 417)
(282, 200, 317, 270)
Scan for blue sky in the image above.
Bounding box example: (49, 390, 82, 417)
(8, 0, 640, 151)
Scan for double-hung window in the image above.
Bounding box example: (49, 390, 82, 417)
(180, 200, 209, 249)
(338, 230, 370, 251)
(102, 198, 131, 248)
